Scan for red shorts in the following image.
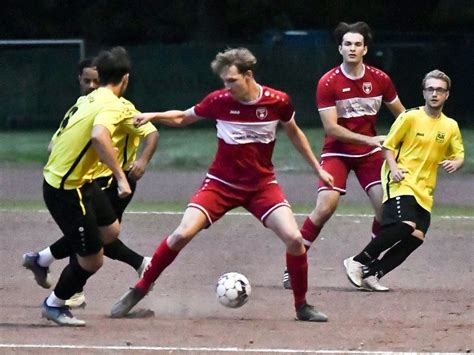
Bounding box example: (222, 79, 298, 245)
(188, 178, 291, 226)
(318, 151, 383, 195)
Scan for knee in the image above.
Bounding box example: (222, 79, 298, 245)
(78, 251, 104, 273)
(284, 233, 305, 255)
(313, 202, 336, 223)
(100, 223, 120, 244)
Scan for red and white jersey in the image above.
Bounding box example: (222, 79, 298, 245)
(317, 64, 398, 157)
(193, 85, 294, 190)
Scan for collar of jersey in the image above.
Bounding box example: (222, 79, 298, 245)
(340, 64, 366, 80)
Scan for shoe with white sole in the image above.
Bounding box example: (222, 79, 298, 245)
(361, 275, 390, 292)
(65, 291, 87, 308)
(343, 256, 364, 288)
(42, 299, 85, 327)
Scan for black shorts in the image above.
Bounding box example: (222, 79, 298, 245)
(95, 171, 137, 222)
(43, 180, 117, 256)
(382, 195, 431, 234)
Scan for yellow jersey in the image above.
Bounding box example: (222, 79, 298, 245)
(94, 98, 157, 179)
(44, 88, 134, 189)
(381, 107, 464, 212)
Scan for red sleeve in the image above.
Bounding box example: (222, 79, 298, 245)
(193, 92, 217, 119)
(316, 76, 336, 110)
(382, 74, 398, 103)
(280, 93, 295, 122)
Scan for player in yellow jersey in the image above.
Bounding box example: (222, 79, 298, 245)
(26, 58, 158, 309)
(23, 47, 137, 326)
(344, 70, 464, 291)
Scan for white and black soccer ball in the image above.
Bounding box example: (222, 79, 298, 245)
(215, 272, 251, 308)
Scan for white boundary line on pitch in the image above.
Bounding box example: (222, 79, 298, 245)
(0, 209, 473, 219)
(0, 344, 457, 354)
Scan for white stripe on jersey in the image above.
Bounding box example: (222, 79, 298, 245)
(216, 120, 279, 145)
(335, 96, 383, 118)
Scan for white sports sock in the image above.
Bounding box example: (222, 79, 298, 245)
(46, 292, 66, 307)
(37, 247, 55, 267)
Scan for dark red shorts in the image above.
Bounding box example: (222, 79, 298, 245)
(188, 178, 290, 226)
(318, 151, 384, 195)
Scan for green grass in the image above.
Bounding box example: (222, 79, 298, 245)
(1, 199, 472, 217)
(1, 127, 472, 173)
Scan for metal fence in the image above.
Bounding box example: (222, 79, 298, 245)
(1, 41, 472, 129)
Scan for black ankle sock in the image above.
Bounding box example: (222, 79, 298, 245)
(103, 239, 143, 270)
(373, 234, 423, 278)
(354, 223, 414, 264)
(54, 262, 94, 301)
(49, 236, 72, 260)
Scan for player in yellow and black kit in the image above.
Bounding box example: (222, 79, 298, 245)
(23, 47, 138, 326)
(344, 70, 464, 291)
(24, 59, 158, 308)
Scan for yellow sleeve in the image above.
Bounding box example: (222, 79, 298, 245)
(120, 119, 157, 137)
(383, 112, 412, 151)
(93, 102, 125, 135)
(446, 122, 465, 160)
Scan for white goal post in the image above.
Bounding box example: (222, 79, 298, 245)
(0, 39, 85, 60)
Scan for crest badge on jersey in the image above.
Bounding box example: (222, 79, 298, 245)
(256, 107, 268, 120)
(436, 131, 445, 143)
(362, 82, 373, 94)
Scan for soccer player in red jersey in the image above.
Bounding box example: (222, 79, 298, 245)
(110, 47, 334, 322)
(282, 22, 405, 290)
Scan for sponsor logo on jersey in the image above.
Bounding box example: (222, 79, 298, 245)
(436, 131, 445, 143)
(416, 132, 425, 137)
(362, 82, 373, 94)
(230, 110, 240, 115)
(256, 107, 268, 120)
(342, 88, 351, 92)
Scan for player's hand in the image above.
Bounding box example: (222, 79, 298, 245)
(390, 168, 406, 182)
(318, 169, 334, 188)
(366, 135, 386, 148)
(439, 160, 462, 174)
(133, 113, 155, 127)
(116, 176, 132, 199)
(129, 159, 146, 181)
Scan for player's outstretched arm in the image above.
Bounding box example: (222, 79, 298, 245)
(129, 130, 159, 181)
(91, 124, 131, 198)
(134, 109, 203, 128)
(282, 118, 334, 187)
(320, 108, 384, 147)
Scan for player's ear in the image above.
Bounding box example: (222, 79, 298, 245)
(338, 45, 343, 54)
(363, 46, 368, 56)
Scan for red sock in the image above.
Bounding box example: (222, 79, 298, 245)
(286, 252, 308, 309)
(371, 218, 381, 239)
(135, 237, 179, 292)
(300, 217, 322, 250)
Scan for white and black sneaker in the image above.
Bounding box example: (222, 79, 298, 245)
(361, 273, 390, 292)
(343, 256, 364, 288)
(282, 268, 292, 289)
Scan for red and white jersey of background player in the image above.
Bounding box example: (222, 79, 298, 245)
(192, 85, 294, 191)
(317, 64, 398, 157)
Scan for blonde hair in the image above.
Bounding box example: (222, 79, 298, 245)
(422, 69, 451, 90)
(211, 47, 257, 74)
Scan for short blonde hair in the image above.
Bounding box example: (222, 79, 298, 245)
(211, 47, 257, 74)
(422, 69, 451, 90)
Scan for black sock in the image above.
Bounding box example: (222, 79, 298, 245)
(103, 239, 143, 270)
(69, 254, 84, 293)
(49, 236, 72, 260)
(54, 262, 94, 301)
(371, 234, 423, 278)
(354, 223, 414, 264)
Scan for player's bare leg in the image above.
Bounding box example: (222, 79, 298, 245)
(367, 184, 383, 238)
(110, 208, 208, 318)
(266, 206, 328, 322)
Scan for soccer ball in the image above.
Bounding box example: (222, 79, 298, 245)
(215, 272, 251, 308)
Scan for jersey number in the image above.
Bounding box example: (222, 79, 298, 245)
(57, 106, 78, 136)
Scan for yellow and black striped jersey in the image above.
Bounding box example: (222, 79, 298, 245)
(94, 97, 157, 179)
(381, 107, 464, 212)
(44, 87, 135, 189)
